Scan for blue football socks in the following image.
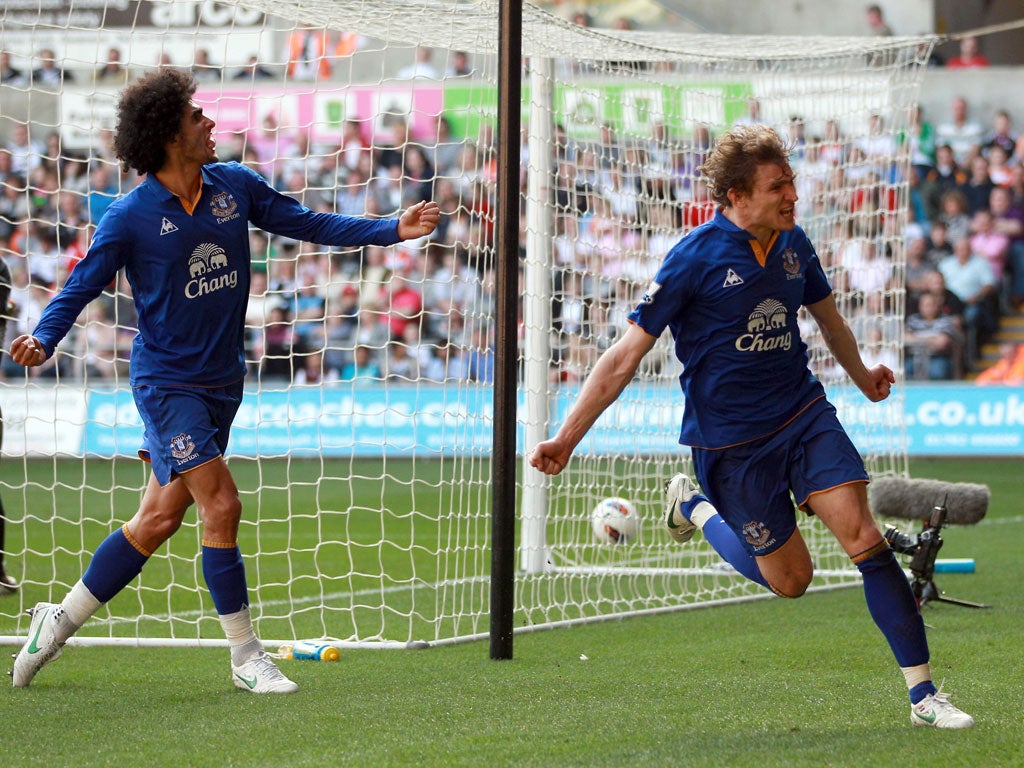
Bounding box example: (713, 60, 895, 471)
(82, 525, 149, 603)
(855, 542, 936, 703)
(682, 495, 770, 590)
(201, 543, 250, 615)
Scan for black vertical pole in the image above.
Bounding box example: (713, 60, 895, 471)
(489, 0, 522, 660)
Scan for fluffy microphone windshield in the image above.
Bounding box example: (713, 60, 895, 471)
(869, 477, 989, 525)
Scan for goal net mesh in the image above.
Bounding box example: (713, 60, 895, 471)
(0, 0, 928, 647)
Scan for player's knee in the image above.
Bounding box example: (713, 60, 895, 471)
(767, 566, 813, 599)
(758, 541, 813, 598)
(770, 581, 809, 599)
(200, 494, 243, 539)
(131, 507, 186, 549)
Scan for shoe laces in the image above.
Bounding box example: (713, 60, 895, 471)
(928, 685, 955, 707)
(248, 653, 288, 682)
(920, 684, 965, 717)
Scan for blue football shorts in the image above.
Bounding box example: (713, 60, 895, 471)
(133, 380, 244, 486)
(691, 396, 869, 557)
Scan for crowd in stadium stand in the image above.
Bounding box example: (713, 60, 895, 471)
(1, 44, 1023, 386)
(772, 92, 1024, 384)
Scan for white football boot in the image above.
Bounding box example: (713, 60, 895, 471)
(664, 474, 700, 544)
(911, 689, 975, 729)
(232, 651, 299, 694)
(11, 602, 71, 687)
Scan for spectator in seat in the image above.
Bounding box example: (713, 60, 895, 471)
(988, 186, 1024, 309)
(382, 272, 423, 340)
(906, 105, 936, 180)
(259, 301, 300, 380)
(5, 123, 45, 178)
(920, 144, 965, 221)
(421, 339, 467, 383)
(396, 46, 440, 80)
(94, 48, 128, 86)
(905, 235, 939, 310)
(384, 340, 419, 382)
(969, 208, 1010, 293)
(985, 109, 1017, 156)
(905, 291, 961, 380)
(938, 237, 999, 363)
(988, 144, 1013, 188)
(339, 119, 370, 173)
(974, 342, 1024, 385)
(189, 50, 222, 85)
(31, 48, 73, 88)
(936, 97, 984, 165)
(293, 348, 338, 385)
(74, 300, 121, 380)
(925, 220, 953, 266)
(913, 269, 965, 327)
(937, 188, 971, 245)
(428, 116, 464, 178)
(945, 36, 990, 69)
(961, 154, 994, 215)
(340, 343, 381, 381)
(865, 4, 893, 36)
(446, 50, 473, 78)
(234, 55, 276, 82)
(86, 162, 120, 225)
(1, 51, 24, 84)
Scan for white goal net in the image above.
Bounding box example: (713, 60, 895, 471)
(0, 1, 929, 647)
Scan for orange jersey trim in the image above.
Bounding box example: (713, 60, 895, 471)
(747, 231, 779, 268)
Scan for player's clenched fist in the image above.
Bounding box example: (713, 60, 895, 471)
(9, 335, 46, 367)
(529, 438, 570, 476)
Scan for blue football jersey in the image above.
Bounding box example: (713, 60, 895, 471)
(628, 210, 833, 449)
(31, 162, 401, 386)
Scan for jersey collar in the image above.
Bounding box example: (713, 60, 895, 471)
(712, 209, 779, 267)
(146, 164, 214, 214)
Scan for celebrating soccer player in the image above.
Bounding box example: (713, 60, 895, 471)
(530, 124, 974, 729)
(8, 68, 439, 693)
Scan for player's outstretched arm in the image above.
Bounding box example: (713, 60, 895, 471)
(397, 200, 441, 240)
(530, 324, 657, 476)
(8, 335, 47, 367)
(806, 294, 893, 402)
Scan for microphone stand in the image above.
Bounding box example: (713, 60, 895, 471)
(884, 500, 989, 609)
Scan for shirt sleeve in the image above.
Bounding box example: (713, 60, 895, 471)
(802, 246, 832, 306)
(31, 206, 128, 357)
(238, 163, 402, 246)
(627, 241, 693, 339)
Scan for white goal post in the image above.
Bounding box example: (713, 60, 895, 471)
(0, 0, 931, 649)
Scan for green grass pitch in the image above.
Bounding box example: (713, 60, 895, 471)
(1, 457, 1019, 767)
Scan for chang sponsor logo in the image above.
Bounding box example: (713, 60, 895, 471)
(185, 242, 238, 299)
(735, 298, 792, 353)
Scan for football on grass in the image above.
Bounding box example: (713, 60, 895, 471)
(590, 497, 639, 544)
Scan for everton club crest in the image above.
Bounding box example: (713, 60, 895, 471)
(170, 433, 197, 462)
(210, 191, 239, 221)
(781, 248, 801, 280)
